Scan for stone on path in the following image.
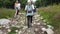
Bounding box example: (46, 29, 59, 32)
(0, 30, 3, 34)
(46, 28, 54, 34)
(42, 27, 54, 34)
(0, 19, 11, 25)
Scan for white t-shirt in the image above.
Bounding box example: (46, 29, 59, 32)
(15, 3, 21, 10)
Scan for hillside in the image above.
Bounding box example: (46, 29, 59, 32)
(0, 4, 60, 34)
(38, 4, 60, 34)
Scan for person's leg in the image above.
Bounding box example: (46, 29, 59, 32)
(30, 16, 33, 23)
(14, 9, 17, 18)
(17, 10, 19, 15)
(27, 16, 33, 28)
(27, 16, 30, 28)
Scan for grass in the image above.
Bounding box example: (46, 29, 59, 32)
(0, 8, 24, 19)
(0, 8, 15, 18)
(8, 27, 18, 34)
(38, 4, 60, 34)
(0, 4, 60, 34)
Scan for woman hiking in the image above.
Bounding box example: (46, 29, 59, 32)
(14, 0, 21, 18)
(25, 1, 34, 28)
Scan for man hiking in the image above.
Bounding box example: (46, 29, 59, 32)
(14, 0, 21, 18)
(25, 1, 34, 28)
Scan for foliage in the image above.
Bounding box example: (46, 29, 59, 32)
(0, 0, 60, 8)
(35, 0, 60, 7)
(38, 4, 60, 34)
(8, 27, 18, 34)
(0, 8, 15, 18)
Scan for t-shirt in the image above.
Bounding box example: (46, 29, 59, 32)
(15, 3, 21, 10)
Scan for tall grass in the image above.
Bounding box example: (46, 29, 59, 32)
(38, 4, 60, 34)
(0, 8, 15, 18)
(0, 8, 24, 18)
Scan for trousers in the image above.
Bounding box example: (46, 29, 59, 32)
(27, 16, 33, 28)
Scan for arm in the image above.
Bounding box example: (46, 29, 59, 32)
(32, 4, 34, 10)
(25, 5, 27, 11)
(25, 5, 27, 13)
(18, 3, 21, 10)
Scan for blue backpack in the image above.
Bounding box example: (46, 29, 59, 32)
(26, 5, 34, 16)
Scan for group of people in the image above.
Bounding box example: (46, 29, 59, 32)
(14, 0, 36, 28)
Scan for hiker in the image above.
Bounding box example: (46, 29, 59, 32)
(14, 0, 21, 18)
(25, 1, 34, 28)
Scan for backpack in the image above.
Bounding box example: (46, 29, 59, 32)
(26, 5, 34, 16)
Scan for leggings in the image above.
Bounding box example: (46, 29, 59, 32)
(16, 10, 19, 15)
(27, 16, 33, 28)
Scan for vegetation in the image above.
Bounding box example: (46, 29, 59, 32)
(0, 8, 15, 18)
(0, 0, 60, 8)
(38, 4, 60, 34)
(0, 8, 24, 18)
(0, 0, 60, 34)
(8, 27, 18, 34)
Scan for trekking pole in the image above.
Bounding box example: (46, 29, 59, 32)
(25, 11, 27, 26)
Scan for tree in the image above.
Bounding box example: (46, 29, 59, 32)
(20, 0, 27, 8)
(0, 0, 60, 8)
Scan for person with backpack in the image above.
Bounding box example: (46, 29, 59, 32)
(14, 0, 21, 18)
(25, 1, 34, 28)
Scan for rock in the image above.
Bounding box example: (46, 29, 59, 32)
(47, 25, 54, 29)
(33, 22, 36, 25)
(36, 15, 40, 17)
(35, 28, 39, 31)
(36, 23, 40, 25)
(8, 29, 11, 32)
(6, 26, 10, 29)
(0, 19, 11, 25)
(0, 30, 3, 34)
(18, 31, 22, 34)
(15, 30, 19, 32)
(0, 26, 2, 28)
(11, 25, 15, 27)
(2, 25, 6, 27)
(34, 17, 37, 20)
(42, 27, 54, 34)
(35, 19, 39, 21)
(46, 28, 54, 34)
(23, 26, 28, 29)
(42, 28, 47, 32)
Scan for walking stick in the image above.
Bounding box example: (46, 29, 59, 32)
(25, 11, 27, 26)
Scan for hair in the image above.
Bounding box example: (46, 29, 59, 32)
(15, 0, 19, 3)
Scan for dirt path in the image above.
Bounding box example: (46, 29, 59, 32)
(13, 12, 47, 34)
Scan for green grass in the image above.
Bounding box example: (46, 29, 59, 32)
(38, 4, 60, 34)
(0, 8, 15, 18)
(8, 27, 18, 34)
(0, 8, 24, 18)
